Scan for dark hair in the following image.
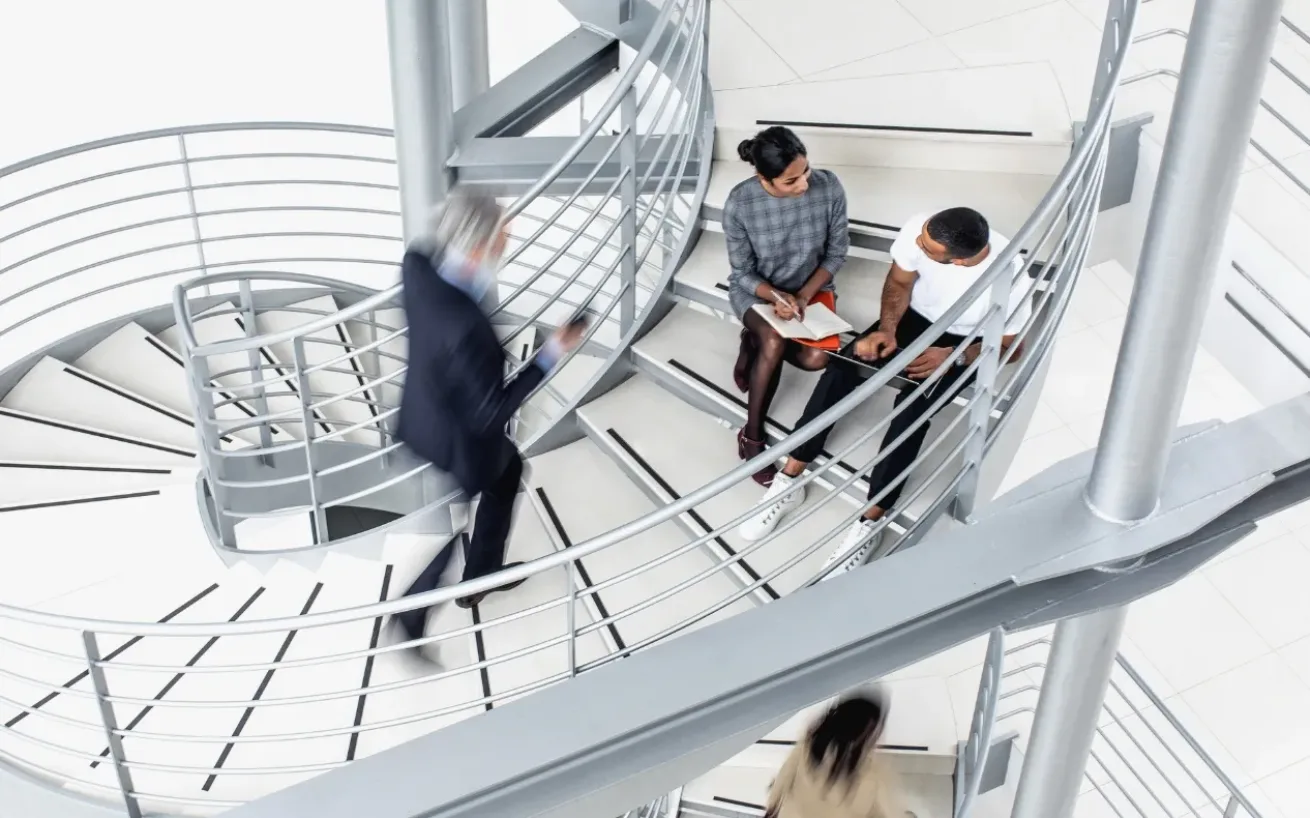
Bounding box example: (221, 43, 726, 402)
(806, 692, 887, 785)
(926, 207, 990, 259)
(737, 126, 807, 181)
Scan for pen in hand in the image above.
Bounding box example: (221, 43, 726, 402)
(769, 290, 803, 321)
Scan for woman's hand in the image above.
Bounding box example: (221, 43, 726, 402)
(772, 291, 803, 321)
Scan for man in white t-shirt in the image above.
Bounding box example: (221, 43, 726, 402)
(737, 207, 1031, 573)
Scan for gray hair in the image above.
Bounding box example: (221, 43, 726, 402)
(424, 188, 505, 258)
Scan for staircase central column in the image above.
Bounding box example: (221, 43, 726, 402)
(386, 0, 457, 242)
(1011, 1, 1284, 816)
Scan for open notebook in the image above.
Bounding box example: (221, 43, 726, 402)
(750, 301, 854, 341)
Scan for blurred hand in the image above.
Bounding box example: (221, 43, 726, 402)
(906, 346, 952, 380)
(772, 292, 803, 321)
(855, 330, 897, 361)
(551, 320, 586, 353)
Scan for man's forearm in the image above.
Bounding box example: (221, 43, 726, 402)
(879, 278, 912, 335)
(964, 336, 1023, 365)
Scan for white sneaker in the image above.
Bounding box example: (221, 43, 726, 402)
(819, 518, 882, 581)
(738, 473, 806, 542)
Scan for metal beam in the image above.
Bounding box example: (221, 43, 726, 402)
(558, 0, 693, 80)
(221, 390, 1310, 818)
(452, 27, 619, 142)
(449, 136, 702, 197)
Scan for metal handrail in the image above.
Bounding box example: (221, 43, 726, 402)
(999, 636, 1263, 817)
(0, 0, 1136, 812)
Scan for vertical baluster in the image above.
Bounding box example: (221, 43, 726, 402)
(238, 279, 275, 459)
(1223, 796, 1239, 818)
(953, 274, 1010, 522)
(293, 336, 329, 543)
(176, 134, 208, 295)
(566, 560, 578, 677)
(619, 85, 639, 334)
(186, 353, 238, 547)
(83, 632, 142, 818)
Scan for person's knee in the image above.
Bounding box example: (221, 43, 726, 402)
(797, 348, 829, 371)
(756, 331, 786, 360)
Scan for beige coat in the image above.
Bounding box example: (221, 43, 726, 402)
(765, 741, 907, 818)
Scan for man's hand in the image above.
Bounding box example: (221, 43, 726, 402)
(855, 330, 897, 361)
(906, 346, 952, 380)
(772, 292, 803, 321)
(551, 320, 586, 354)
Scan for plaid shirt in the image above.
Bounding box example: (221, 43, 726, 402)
(722, 168, 849, 320)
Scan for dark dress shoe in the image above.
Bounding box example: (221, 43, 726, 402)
(456, 562, 528, 609)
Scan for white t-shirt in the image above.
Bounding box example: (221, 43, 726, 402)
(888, 213, 1033, 337)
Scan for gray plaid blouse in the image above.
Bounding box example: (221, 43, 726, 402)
(722, 168, 849, 321)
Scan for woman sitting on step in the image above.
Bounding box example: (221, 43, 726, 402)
(727, 125, 849, 486)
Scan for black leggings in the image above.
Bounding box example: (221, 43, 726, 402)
(790, 309, 973, 512)
(740, 307, 829, 440)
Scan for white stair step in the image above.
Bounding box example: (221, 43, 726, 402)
(0, 406, 194, 469)
(0, 462, 193, 509)
(704, 161, 1055, 254)
(0, 485, 221, 609)
(0, 566, 260, 803)
(527, 439, 753, 654)
(208, 553, 389, 802)
(111, 560, 325, 803)
(475, 491, 612, 705)
(577, 375, 848, 596)
(348, 535, 487, 759)
(633, 305, 972, 527)
(74, 322, 288, 448)
(2, 357, 199, 452)
(684, 763, 955, 817)
(158, 303, 309, 441)
(673, 230, 888, 327)
(517, 351, 606, 444)
(259, 296, 384, 448)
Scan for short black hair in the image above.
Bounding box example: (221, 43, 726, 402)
(737, 126, 807, 181)
(926, 207, 990, 259)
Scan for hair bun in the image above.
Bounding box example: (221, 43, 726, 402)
(736, 138, 755, 164)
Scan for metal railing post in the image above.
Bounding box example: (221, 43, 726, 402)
(619, 86, 639, 334)
(293, 336, 329, 543)
(187, 353, 239, 548)
(566, 560, 579, 677)
(237, 279, 275, 459)
(176, 134, 209, 296)
(953, 277, 1010, 521)
(83, 631, 142, 818)
(955, 628, 1005, 817)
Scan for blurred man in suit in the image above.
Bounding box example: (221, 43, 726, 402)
(394, 189, 583, 645)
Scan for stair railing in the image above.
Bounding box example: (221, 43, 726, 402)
(167, 0, 711, 550)
(997, 633, 1262, 818)
(0, 0, 1148, 815)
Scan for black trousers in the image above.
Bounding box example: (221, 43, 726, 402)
(790, 309, 973, 512)
(398, 451, 523, 631)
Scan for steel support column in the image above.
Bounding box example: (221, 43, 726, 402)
(1012, 2, 1284, 817)
(386, 0, 457, 242)
(446, 0, 490, 111)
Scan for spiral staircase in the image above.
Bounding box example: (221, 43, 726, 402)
(0, 1, 1279, 817)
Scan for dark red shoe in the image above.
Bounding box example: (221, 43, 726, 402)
(737, 429, 777, 487)
(733, 329, 756, 393)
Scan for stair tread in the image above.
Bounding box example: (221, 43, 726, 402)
(578, 375, 853, 596)
(0, 461, 194, 509)
(685, 763, 956, 817)
(0, 406, 195, 468)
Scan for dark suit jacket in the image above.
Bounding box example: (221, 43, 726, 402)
(395, 249, 545, 495)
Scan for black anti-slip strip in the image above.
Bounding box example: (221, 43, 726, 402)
(5, 583, 220, 728)
(202, 582, 324, 791)
(90, 586, 268, 768)
(335, 324, 381, 426)
(469, 614, 495, 713)
(848, 217, 899, 232)
(714, 796, 766, 811)
(664, 359, 865, 481)
(755, 118, 1034, 138)
(0, 463, 172, 475)
(62, 366, 231, 441)
(145, 334, 263, 424)
(233, 316, 334, 437)
(534, 488, 628, 651)
(347, 564, 394, 761)
(603, 428, 780, 601)
(0, 408, 193, 458)
(756, 737, 930, 752)
(1, 489, 161, 514)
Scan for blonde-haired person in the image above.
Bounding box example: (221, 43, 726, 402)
(766, 691, 913, 818)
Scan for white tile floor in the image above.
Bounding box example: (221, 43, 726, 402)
(987, 261, 1310, 817)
